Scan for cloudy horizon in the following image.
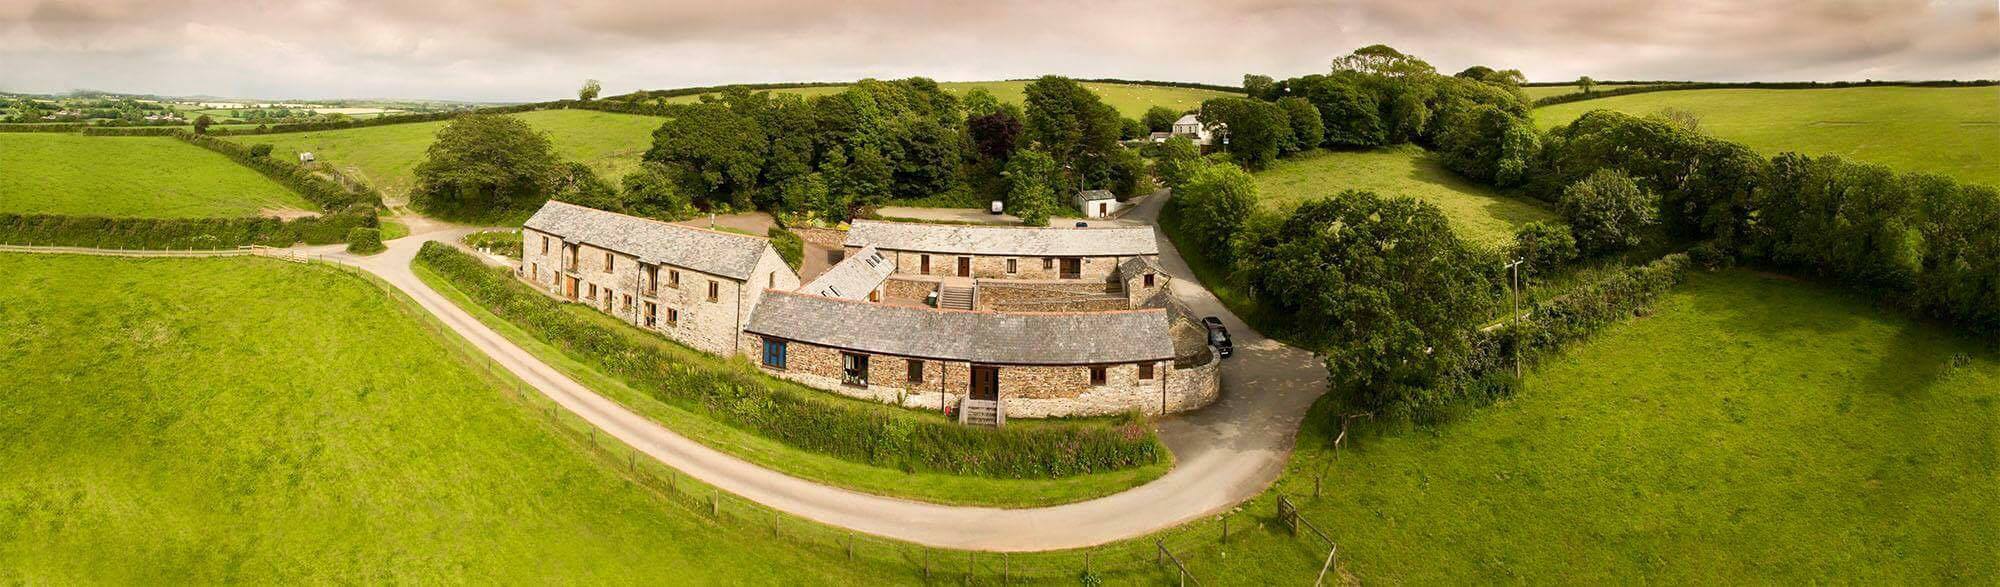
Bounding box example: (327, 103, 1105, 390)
(2, 0, 1995, 102)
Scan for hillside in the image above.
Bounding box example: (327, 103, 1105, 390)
(1251, 145, 1556, 248)
(654, 80, 1239, 118)
(1534, 86, 2000, 187)
(224, 109, 664, 202)
(0, 133, 314, 218)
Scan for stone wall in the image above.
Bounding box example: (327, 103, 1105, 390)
(521, 227, 768, 357)
(883, 277, 937, 307)
(742, 333, 1215, 419)
(977, 281, 1129, 312)
(858, 246, 1137, 282)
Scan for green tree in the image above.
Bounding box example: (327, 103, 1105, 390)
(193, 114, 214, 134)
(886, 117, 962, 200)
(1173, 162, 1257, 262)
(620, 162, 695, 220)
(1276, 97, 1323, 155)
(1509, 221, 1578, 279)
(1331, 44, 1437, 78)
(1200, 97, 1287, 169)
(644, 102, 767, 210)
(961, 88, 1004, 118)
(1120, 117, 1147, 140)
(1242, 74, 1278, 100)
(1106, 146, 1150, 199)
(1023, 76, 1120, 189)
(1560, 168, 1658, 255)
(550, 162, 621, 211)
(1576, 75, 1598, 94)
(1142, 106, 1180, 133)
(1155, 136, 1203, 189)
(412, 113, 562, 218)
(1240, 191, 1496, 411)
(578, 79, 602, 101)
(1300, 76, 1384, 147)
(1004, 149, 1060, 226)
(248, 143, 274, 158)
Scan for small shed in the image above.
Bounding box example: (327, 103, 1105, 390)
(1074, 189, 1126, 219)
(298, 152, 316, 164)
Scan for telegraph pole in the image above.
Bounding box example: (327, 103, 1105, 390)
(1504, 259, 1524, 378)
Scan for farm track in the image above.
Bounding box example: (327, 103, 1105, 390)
(1, 196, 1327, 551)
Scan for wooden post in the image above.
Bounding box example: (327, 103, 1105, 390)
(846, 534, 854, 561)
(924, 551, 931, 581)
(711, 490, 719, 517)
(1003, 553, 1010, 585)
(966, 551, 974, 585)
(1222, 515, 1230, 543)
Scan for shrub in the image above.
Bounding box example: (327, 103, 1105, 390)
(1509, 221, 1578, 278)
(1171, 162, 1257, 263)
(1560, 168, 1658, 256)
(249, 143, 274, 158)
(767, 227, 804, 271)
(346, 227, 385, 254)
(1475, 253, 1693, 375)
(413, 243, 1163, 478)
(0, 209, 371, 249)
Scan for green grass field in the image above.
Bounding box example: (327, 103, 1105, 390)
(1252, 145, 1556, 248)
(1522, 83, 1661, 101)
(0, 133, 314, 218)
(1176, 269, 2000, 583)
(1535, 86, 2000, 187)
(228, 109, 665, 201)
(0, 254, 894, 583)
(414, 264, 1169, 508)
(660, 81, 1238, 119)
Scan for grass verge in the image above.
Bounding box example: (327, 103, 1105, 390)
(412, 257, 1170, 508)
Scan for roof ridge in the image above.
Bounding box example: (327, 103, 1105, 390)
(763, 289, 1166, 318)
(545, 200, 771, 243)
(851, 218, 1150, 232)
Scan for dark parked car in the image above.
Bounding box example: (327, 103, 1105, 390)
(1202, 316, 1233, 358)
(1074, 221, 1089, 227)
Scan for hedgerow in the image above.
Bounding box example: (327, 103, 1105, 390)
(414, 242, 1163, 478)
(0, 123, 87, 133)
(0, 211, 371, 248)
(174, 131, 381, 210)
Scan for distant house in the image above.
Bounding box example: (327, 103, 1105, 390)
(1147, 131, 1173, 143)
(1074, 189, 1127, 219)
(1171, 113, 1214, 146)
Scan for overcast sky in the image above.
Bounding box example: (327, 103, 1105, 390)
(2, 0, 1995, 102)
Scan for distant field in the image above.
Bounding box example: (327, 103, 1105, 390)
(659, 81, 1239, 118)
(0, 133, 313, 218)
(1522, 83, 1660, 101)
(228, 109, 665, 201)
(1252, 145, 1555, 248)
(1180, 269, 2000, 583)
(1534, 86, 2000, 187)
(0, 255, 884, 583)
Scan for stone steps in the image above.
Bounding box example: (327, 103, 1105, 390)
(938, 285, 975, 310)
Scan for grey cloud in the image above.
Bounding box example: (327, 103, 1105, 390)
(0, 0, 1992, 101)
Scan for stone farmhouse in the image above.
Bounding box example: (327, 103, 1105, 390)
(516, 202, 1218, 424)
(520, 201, 800, 356)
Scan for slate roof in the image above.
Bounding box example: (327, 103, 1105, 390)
(1173, 113, 1201, 126)
(1076, 189, 1116, 202)
(1119, 255, 1163, 279)
(744, 291, 1176, 365)
(845, 219, 1158, 257)
(801, 245, 895, 300)
(523, 201, 770, 280)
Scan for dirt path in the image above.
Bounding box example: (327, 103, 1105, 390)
(4, 201, 1327, 552)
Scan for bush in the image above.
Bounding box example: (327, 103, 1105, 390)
(0, 209, 372, 249)
(414, 243, 1164, 478)
(767, 227, 804, 271)
(346, 227, 385, 254)
(1559, 168, 1657, 256)
(249, 143, 274, 158)
(1171, 162, 1257, 264)
(1475, 253, 1693, 375)
(1510, 221, 1579, 278)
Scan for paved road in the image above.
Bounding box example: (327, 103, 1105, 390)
(8, 196, 1327, 552)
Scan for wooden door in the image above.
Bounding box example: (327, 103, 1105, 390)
(1060, 258, 1081, 279)
(563, 276, 579, 300)
(970, 366, 999, 400)
(957, 257, 971, 277)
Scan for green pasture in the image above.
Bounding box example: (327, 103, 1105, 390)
(1535, 86, 2000, 187)
(659, 80, 1239, 119)
(1176, 269, 2000, 583)
(227, 109, 665, 201)
(1252, 145, 1556, 248)
(0, 133, 313, 218)
(0, 254, 899, 583)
